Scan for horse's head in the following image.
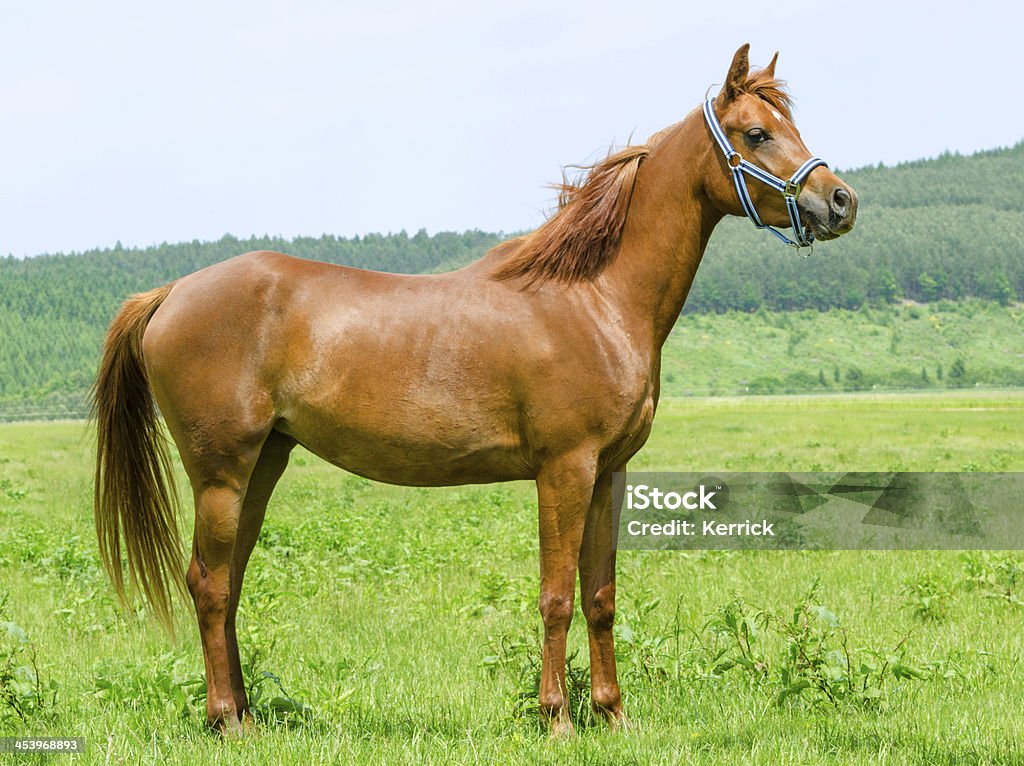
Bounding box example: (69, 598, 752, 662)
(702, 44, 857, 245)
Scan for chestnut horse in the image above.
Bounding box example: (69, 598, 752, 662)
(93, 45, 857, 735)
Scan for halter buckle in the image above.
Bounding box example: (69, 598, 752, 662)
(784, 179, 801, 197)
(726, 151, 743, 169)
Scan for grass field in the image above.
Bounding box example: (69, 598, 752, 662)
(660, 301, 1024, 397)
(1, 392, 1023, 764)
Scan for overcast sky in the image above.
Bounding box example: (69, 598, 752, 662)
(1, 0, 1021, 257)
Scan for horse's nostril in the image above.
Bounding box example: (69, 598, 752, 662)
(831, 187, 851, 213)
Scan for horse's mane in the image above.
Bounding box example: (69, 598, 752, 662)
(490, 143, 652, 286)
(491, 66, 789, 287)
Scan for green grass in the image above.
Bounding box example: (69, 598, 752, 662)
(1, 392, 1023, 764)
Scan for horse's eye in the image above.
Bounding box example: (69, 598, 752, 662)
(745, 128, 769, 146)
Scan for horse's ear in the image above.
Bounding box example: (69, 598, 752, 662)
(721, 43, 750, 102)
(764, 51, 779, 79)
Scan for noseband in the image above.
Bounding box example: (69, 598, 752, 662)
(703, 98, 827, 252)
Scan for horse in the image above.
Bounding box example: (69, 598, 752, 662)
(93, 44, 857, 736)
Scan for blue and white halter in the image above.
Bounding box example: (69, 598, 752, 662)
(702, 98, 827, 251)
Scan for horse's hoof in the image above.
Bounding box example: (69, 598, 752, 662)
(607, 711, 632, 733)
(239, 709, 257, 733)
(209, 711, 248, 739)
(220, 721, 245, 739)
(548, 717, 576, 740)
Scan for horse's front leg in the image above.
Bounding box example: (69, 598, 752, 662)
(579, 469, 626, 728)
(535, 452, 597, 737)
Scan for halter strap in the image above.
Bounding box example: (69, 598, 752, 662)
(703, 99, 827, 251)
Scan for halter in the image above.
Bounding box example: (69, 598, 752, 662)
(702, 98, 827, 253)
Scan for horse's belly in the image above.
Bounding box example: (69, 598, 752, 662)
(276, 410, 533, 487)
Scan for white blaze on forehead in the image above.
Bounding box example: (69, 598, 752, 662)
(770, 109, 783, 122)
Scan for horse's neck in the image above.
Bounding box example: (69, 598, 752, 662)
(600, 114, 722, 352)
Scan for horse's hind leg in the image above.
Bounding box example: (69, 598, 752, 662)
(180, 428, 281, 733)
(224, 431, 295, 724)
(186, 482, 246, 732)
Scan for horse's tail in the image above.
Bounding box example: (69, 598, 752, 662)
(92, 282, 184, 632)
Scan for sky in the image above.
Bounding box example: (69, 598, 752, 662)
(1, 0, 1021, 258)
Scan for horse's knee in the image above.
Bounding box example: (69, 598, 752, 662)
(186, 551, 230, 622)
(187, 484, 243, 602)
(185, 555, 200, 593)
(539, 591, 574, 632)
(583, 583, 615, 632)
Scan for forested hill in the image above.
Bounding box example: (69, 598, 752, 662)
(1, 142, 1022, 417)
(0, 230, 504, 330)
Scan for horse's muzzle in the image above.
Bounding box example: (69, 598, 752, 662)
(802, 182, 858, 241)
(827, 184, 858, 235)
